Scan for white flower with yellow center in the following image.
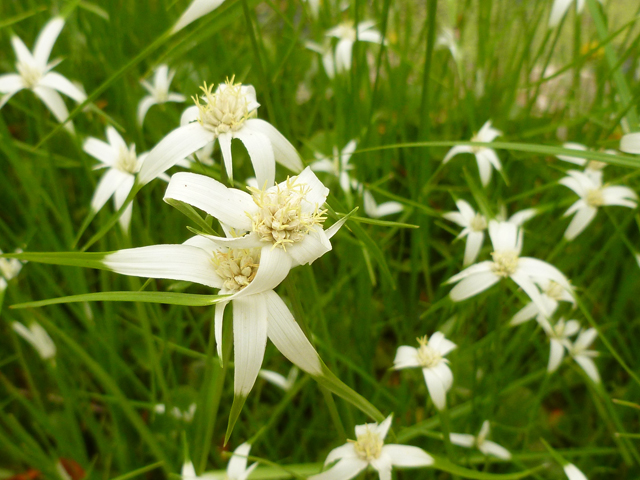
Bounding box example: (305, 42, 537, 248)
(83, 127, 150, 231)
(538, 317, 581, 373)
(12, 321, 56, 362)
(164, 167, 345, 267)
(449, 421, 512, 460)
(138, 64, 186, 126)
(0, 17, 86, 133)
(181, 442, 257, 480)
(442, 120, 503, 187)
(309, 415, 433, 480)
(568, 328, 600, 383)
(510, 277, 575, 326)
(393, 332, 456, 410)
(324, 21, 384, 76)
(100, 234, 324, 414)
(137, 78, 303, 188)
(443, 200, 488, 266)
(559, 170, 637, 241)
(446, 221, 572, 317)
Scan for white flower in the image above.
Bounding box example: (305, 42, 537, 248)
(12, 321, 56, 362)
(0, 248, 23, 292)
(137, 79, 303, 187)
(563, 463, 588, 480)
(182, 442, 257, 480)
(442, 120, 503, 187)
(0, 17, 86, 133)
(325, 21, 384, 75)
(258, 367, 299, 391)
(393, 333, 456, 410)
(555, 142, 611, 182)
(305, 40, 336, 79)
(538, 318, 581, 373)
(153, 403, 197, 422)
(621, 132, 640, 154)
(509, 278, 575, 326)
(446, 220, 573, 317)
(363, 191, 403, 218)
(138, 64, 186, 126)
(164, 167, 345, 268)
(84, 127, 149, 231)
(568, 328, 600, 383)
(442, 200, 488, 266)
(310, 140, 357, 192)
(559, 170, 637, 240)
(304, 0, 321, 19)
(172, 0, 226, 34)
(449, 421, 511, 460)
(549, 0, 602, 29)
(309, 415, 433, 480)
(436, 28, 461, 63)
(101, 235, 324, 405)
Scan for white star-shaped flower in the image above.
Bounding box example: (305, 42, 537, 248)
(309, 415, 433, 480)
(324, 21, 384, 76)
(12, 321, 56, 362)
(138, 64, 186, 126)
(446, 220, 573, 317)
(449, 421, 512, 460)
(362, 190, 403, 218)
(549, 0, 602, 29)
(559, 170, 637, 240)
(182, 442, 257, 480)
(310, 140, 357, 193)
(164, 167, 345, 268)
(443, 120, 503, 187)
(84, 127, 149, 231)
(510, 278, 575, 326)
(0, 17, 86, 133)
(137, 79, 303, 188)
(436, 27, 462, 63)
(568, 328, 600, 383)
(393, 333, 456, 410)
(538, 317, 581, 373)
(443, 200, 488, 266)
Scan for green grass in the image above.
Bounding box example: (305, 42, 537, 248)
(1, 0, 640, 479)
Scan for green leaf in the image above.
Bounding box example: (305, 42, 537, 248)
(347, 216, 419, 229)
(2, 251, 108, 269)
(432, 456, 544, 479)
(165, 198, 220, 235)
(11, 291, 228, 309)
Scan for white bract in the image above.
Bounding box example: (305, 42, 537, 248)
(564, 463, 588, 480)
(442, 120, 503, 187)
(555, 142, 612, 182)
(393, 332, 456, 410)
(137, 79, 302, 187)
(325, 21, 384, 76)
(101, 234, 324, 404)
(182, 442, 257, 480)
(258, 367, 298, 391)
(620, 133, 640, 154)
(12, 321, 56, 362)
(164, 167, 345, 268)
(310, 140, 357, 193)
(0, 249, 23, 292)
(539, 318, 581, 373)
(510, 277, 574, 326)
(0, 17, 86, 133)
(549, 0, 602, 29)
(568, 328, 600, 383)
(449, 421, 512, 460)
(559, 170, 637, 240)
(172, 0, 226, 34)
(446, 220, 573, 317)
(84, 126, 149, 231)
(138, 64, 185, 126)
(309, 415, 433, 480)
(443, 200, 488, 266)
(362, 190, 403, 218)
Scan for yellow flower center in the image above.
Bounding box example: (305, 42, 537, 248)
(491, 250, 519, 277)
(470, 133, 484, 154)
(17, 62, 42, 88)
(115, 145, 140, 174)
(470, 213, 487, 232)
(545, 281, 564, 299)
(194, 78, 253, 135)
(248, 178, 327, 250)
(212, 248, 260, 292)
(416, 335, 442, 368)
(352, 427, 383, 461)
(585, 188, 604, 207)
